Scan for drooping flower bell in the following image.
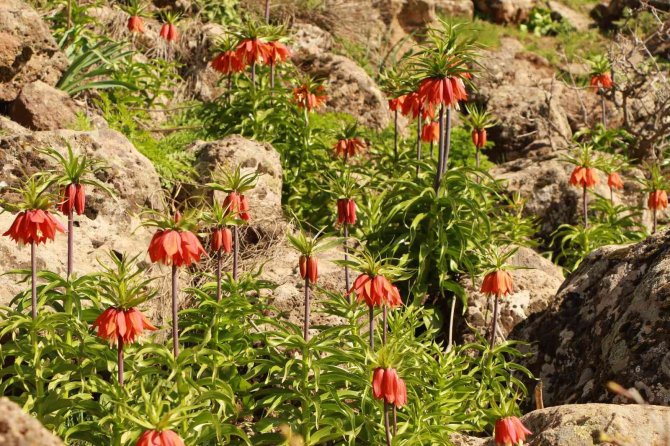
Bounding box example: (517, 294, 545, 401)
(607, 172, 624, 190)
(93, 307, 157, 345)
(136, 429, 185, 446)
(350, 274, 402, 308)
(337, 198, 356, 225)
(372, 367, 407, 408)
(590, 73, 613, 91)
(212, 50, 245, 74)
(148, 229, 206, 267)
(418, 75, 468, 108)
(127, 16, 145, 33)
(494, 416, 532, 446)
(480, 270, 514, 298)
(211, 227, 233, 253)
(471, 129, 488, 149)
(293, 83, 328, 111)
(236, 38, 272, 66)
(333, 138, 366, 158)
(59, 183, 85, 216)
(159, 23, 179, 42)
(223, 192, 250, 221)
(299, 255, 318, 284)
(569, 166, 599, 188)
(264, 41, 291, 66)
(388, 95, 406, 112)
(421, 122, 440, 143)
(401, 91, 435, 120)
(3, 209, 65, 245)
(648, 190, 668, 210)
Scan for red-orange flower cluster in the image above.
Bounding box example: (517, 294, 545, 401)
(471, 129, 487, 149)
(494, 416, 532, 446)
(59, 183, 85, 216)
(333, 138, 366, 158)
(223, 192, 250, 221)
(607, 172, 624, 190)
(293, 84, 328, 111)
(388, 95, 406, 112)
(3, 210, 65, 245)
(401, 92, 435, 120)
(590, 73, 613, 90)
(265, 41, 290, 66)
(648, 190, 668, 210)
(211, 227, 232, 253)
(480, 270, 514, 298)
(127, 16, 144, 33)
(93, 307, 156, 346)
(212, 50, 245, 74)
(159, 23, 179, 42)
(236, 38, 271, 66)
(569, 166, 599, 188)
(337, 198, 356, 225)
(136, 429, 185, 446)
(421, 122, 440, 143)
(350, 274, 402, 308)
(372, 367, 407, 408)
(148, 229, 206, 267)
(418, 76, 467, 108)
(299, 255, 318, 284)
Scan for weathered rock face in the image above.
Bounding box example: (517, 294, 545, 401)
(0, 0, 69, 102)
(0, 398, 64, 445)
(547, 1, 592, 31)
(0, 128, 161, 305)
(491, 152, 650, 242)
(462, 246, 563, 341)
(9, 81, 80, 131)
(512, 232, 670, 406)
(452, 403, 670, 445)
(473, 0, 536, 24)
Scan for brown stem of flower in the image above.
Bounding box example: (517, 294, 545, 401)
(227, 74, 232, 104)
(233, 226, 239, 280)
(369, 306, 375, 350)
(67, 0, 73, 28)
(443, 106, 453, 175)
(344, 224, 350, 292)
(490, 295, 499, 349)
(383, 305, 388, 345)
(216, 249, 222, 302)
(601, 93, 607, 127)
(67, 210, 74, 278)
(393, 406, 398, 435)
(434, 106, 445, 192)
(393, 110, 399, 161)
(265, 0, 271, 22)
(384, 402, 392, 446)
(251, 61, 256, 87)
(583, 185, 588, 228)
(475, 148, 481, 184)
(653, 208, 657, 234)
(303, 275, 310, 341)
(31, 241, 37, 320)
(172, 265, 179, 357)
(117, 335, 124, 387)
(416, 112, 422, 177)
(448, 297, 456, 351)
(270, 63, 275, 92)
(610, 186, 614, 204)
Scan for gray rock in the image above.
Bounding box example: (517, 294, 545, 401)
(0, 398, 64, 445)
(9, 81, 80, 131)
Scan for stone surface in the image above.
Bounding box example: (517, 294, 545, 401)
(462, 246, 564, 341)
(512, 231, 670, 406)
(9, 81, 80, 131)
(435, 0, 475, 17)
(0, 398, 63, 445)
(473, 0, 536, 24)
(0, 129, 161, 310)
(548, 1, 592, 31)
(0, 0, 69, 102)
(491, 152, 649, 242)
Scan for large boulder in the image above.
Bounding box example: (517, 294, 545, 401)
(512, 232, 670, 406)
(461, 246, 563, 341)
(0, 0, 69, 102)
(0, 129, 161, 308)
(0, 398, 64, 445)
(9, 81, 80, 131)
(473, 0, 536, 24)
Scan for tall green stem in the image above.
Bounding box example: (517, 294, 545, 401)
(384, 402, 392, 446)
(343, 224, 350, 292)
(393, 110, 399, 160)
(31, 241, 37, 319)
(172, 265, 179, 357)
(67, 210, 74, 277)
(490, 296, 499, 349)
(583, 185, 588, 228)
(117, 336, 124, 386)
(216, 249, 222, 302)
(434, 106, 445, 192)
(233, 226, 239, 280)
(442, 106, 452, 175)
(303, 275, 310, 341)
(368, 306, 375, 350)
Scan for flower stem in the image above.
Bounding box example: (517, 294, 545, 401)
(251, 61, 256, 87)
(227, 74, 232, 104)
(117, 336, 124, 387)
(31, 241, 37, 320)
(265, 0, 270, 22)
(416, 112, 422, 177)
(233, 226, 239, 280)
(216, 249, 222, 302)
(172, 265, 179, 357)
(434, 106, 445, 192)
(610, 186, 613, 204)
(583, 185, 588, 228)
(270, 63, 275, 92)
(368, 306, 375, 350)
(343, 224, 350, 292)
(447, 296, 456, 351)
(67, 210, 74, 278)
(443, 106, 452, 175)
(303, 275, 310, 341)
(653, 208, 657, 234)
(384, 402, 392, 446)
(393, 406, 397, 435)
(393, 110, 398, 161)
(382, 306, 388, 345)
(490, 296, 499, 349)
(601, 93, 606, 127)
